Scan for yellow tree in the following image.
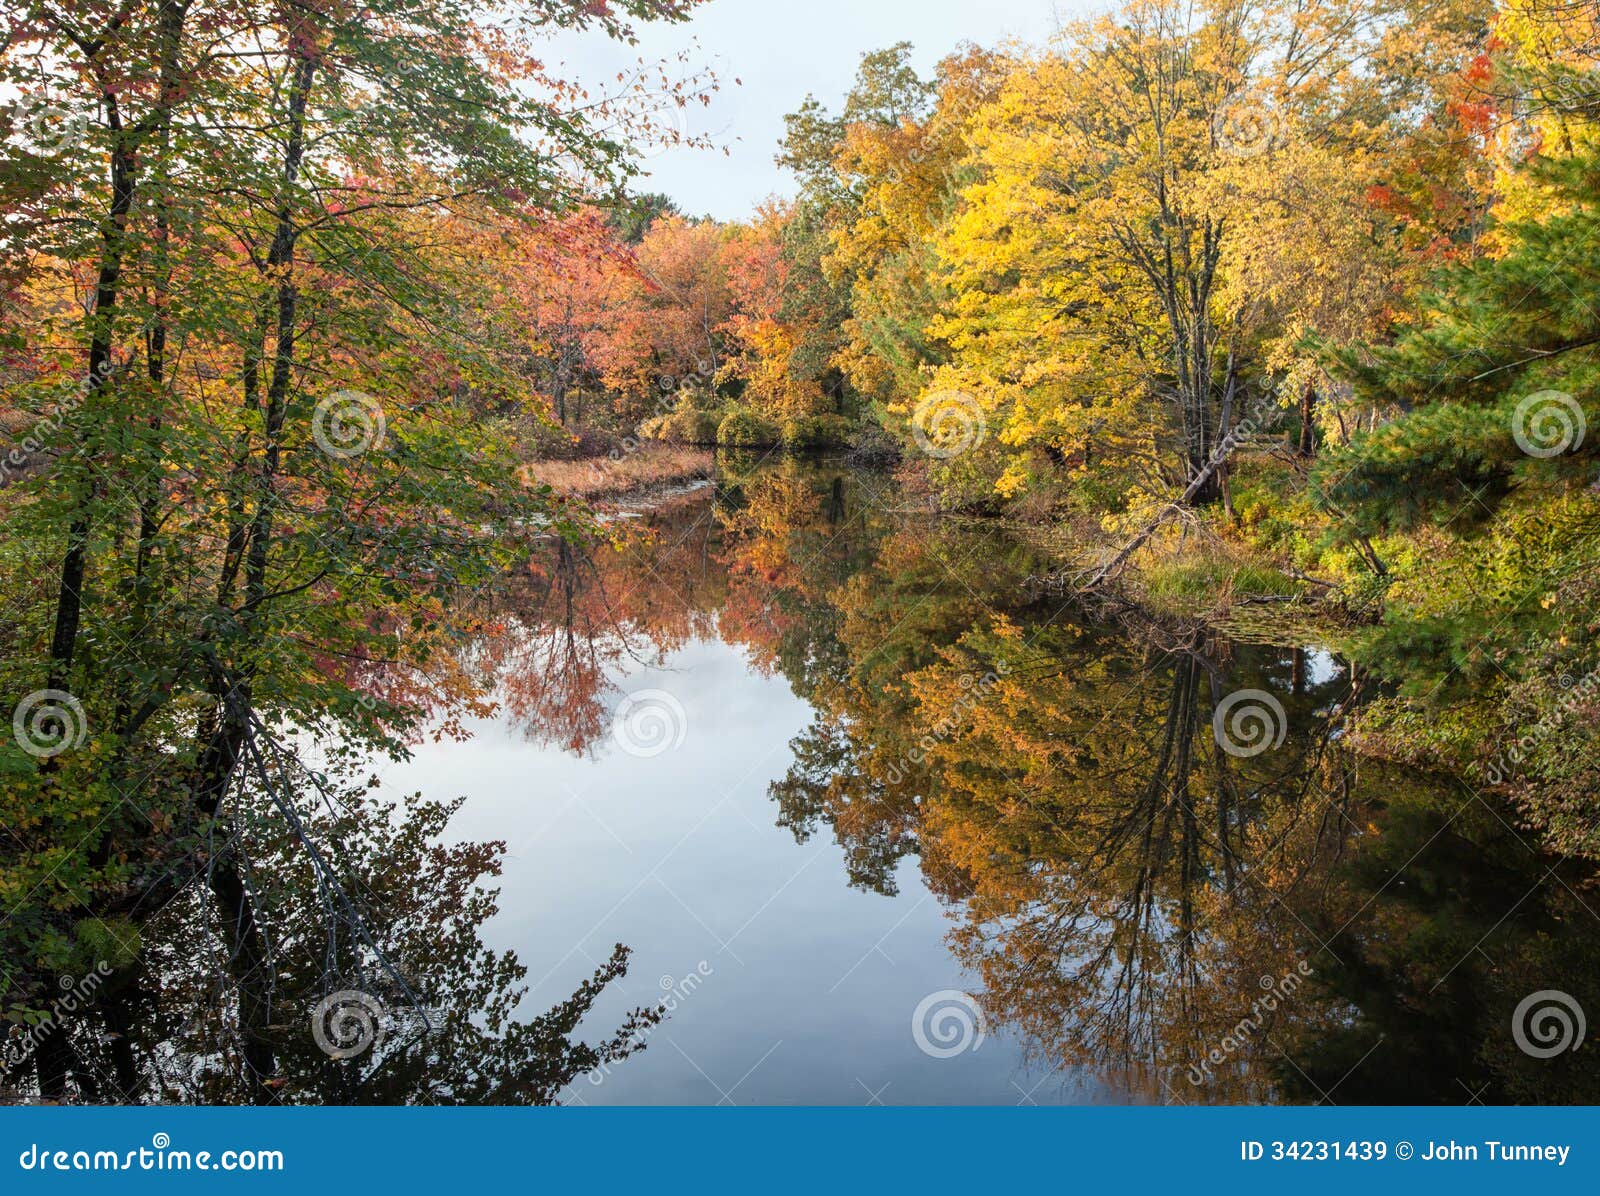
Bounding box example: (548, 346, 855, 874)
(925, 0, 1464, 505)
(821, 45, 1011, 410)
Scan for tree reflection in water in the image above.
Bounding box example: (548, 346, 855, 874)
(8, 459, 1597, 1104)
(4, 738, 660, 1105)
(715, 459, 1599, 1104)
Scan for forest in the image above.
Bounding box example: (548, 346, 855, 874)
(1, 0, 1597, 1104)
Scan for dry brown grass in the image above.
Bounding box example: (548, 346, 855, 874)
(527, 444, 714, 501)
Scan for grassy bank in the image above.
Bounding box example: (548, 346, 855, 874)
(526, 444, 714, 502)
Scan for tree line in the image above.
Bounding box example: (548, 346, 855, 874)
(519, 0, 1599, 863)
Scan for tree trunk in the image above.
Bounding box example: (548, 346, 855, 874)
(47, 104, 141, 691)
(1298, 383, 1317, 457)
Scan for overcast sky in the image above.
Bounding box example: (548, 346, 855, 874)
(545, 0, 1098, 221)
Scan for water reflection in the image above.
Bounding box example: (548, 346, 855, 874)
(6, 458, 1598, 1104)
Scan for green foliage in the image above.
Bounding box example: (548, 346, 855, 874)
(844, 419, 900, 462)
(1312, 143, 1600, 855)
(716, 409, 782, 448)
(639, 388, 725, 444)
(781, 413, 852, 449)
(1140, 551, 1300, 619)
(0, 0, 701, 1098)
(664, 407, 723, 444)
(1319, 147, 1600, 529)
(608, 191, 682, 243)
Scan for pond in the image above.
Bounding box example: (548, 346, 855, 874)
(15, 456, 1597, 1105)
(364, 455, 1600, 1105)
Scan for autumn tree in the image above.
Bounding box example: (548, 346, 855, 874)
(1, 0, 707, 1101)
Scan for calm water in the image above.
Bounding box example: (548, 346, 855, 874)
(366, 457, 1600, 1105)
(385, 636, 1101, 1105)
(21, 457, 1599, 1104)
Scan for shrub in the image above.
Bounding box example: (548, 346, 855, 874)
(716, 409, 781, 448)
(845, 420, 899, 463)
(637, 413, 672, 441)
(781, 413, 852, 450)
(516, 416, 582, 460)
(663, 407, 722, 444)
(639, 400, 721, 445)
